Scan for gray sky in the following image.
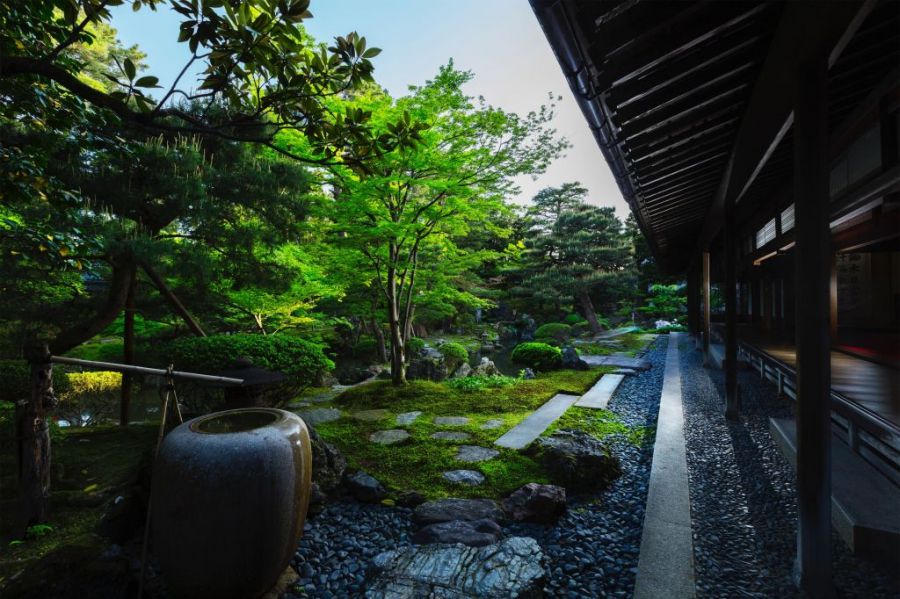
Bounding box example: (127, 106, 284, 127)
(109, 0, 626, 215)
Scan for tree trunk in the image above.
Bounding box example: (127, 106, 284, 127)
(18, 345, 55, 526)
(371, 318, 387, 363)
(387, 254, 407, 386)
(578, 289, 602, 334)
(120, 268, 137, 426)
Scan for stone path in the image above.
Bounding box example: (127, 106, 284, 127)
(297, 408, 342, 426)
(582, 355, 652, 370)
(634, 332, 695, 599)
(480, 419, 504, 430)
(494, 393, 580, 450)
(369, 430, 410, 445)
(455, 445, 499, 463)
(395, 411, 422, 425)
(430, 431, 470, 441)
(575, 374, 625, 409)
(434, 416, 469, 426)
(353, 409, 389, 421)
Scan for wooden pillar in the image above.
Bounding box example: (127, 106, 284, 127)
(725, 202, 739, 418)
(18, 344, 55, 525)
(121, 268, 137, 426)
(702, 250, 711, 365)
(687, 262, 701, 336)
(793, 54, 833, 597)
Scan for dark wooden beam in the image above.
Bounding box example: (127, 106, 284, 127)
(792, 53, 833, 597)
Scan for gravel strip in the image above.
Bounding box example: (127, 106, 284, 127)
(286, 336, 669, 599)
(679, 337, 897, 598)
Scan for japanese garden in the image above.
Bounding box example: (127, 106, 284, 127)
(1, 1, 898, 598)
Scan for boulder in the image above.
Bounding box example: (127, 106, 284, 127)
(344, 470, 387, 503)
(308, 425, 347, 497)
(412, 498, 504, 526)
(411, 518, 502, 547)
(406, 347, 449, 382)
(366, 537, 546, 599)
(442, 470, 485, 486)
(561, 346, 589, 371)
(472, 357, 502, 377)
(521, 368, 536, 380)
(396, 490, 427, 508)
(528, 430, 621, 492)
(451, 362, 473, 379)
(501, 483, 567, 523)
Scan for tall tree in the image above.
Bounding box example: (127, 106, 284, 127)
(327, 64, 566, 384)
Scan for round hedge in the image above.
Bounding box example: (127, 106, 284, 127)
(168, 333, 334, 389)
(406, 337, 425, 355)
(510, 342, 563, 371)
(562, 313, 587, 326)
(439, 341, 469, 371)
(534, 322, 572, 341)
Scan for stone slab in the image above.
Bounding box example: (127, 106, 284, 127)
(369, 429, 410, 445)
(581, 355, 652, 370)
(297, 408, 341, 426)
(455, 445, 499, 463)
(494, 393, 580, 450)
(430, 431, 471, 442)
(434, 416, 470, 426)
(575, 374, 626, 409)
(352, 409, 390, 422)
(396, 411, 423, 425)
(481, 419, 504, 430)
(634, 333, 695, 599)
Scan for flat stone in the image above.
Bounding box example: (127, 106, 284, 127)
(366, 537, 545, 599)
(352, 409, 390, 422)
(575, 374, 626, 409)
(297, 408, 341, 426)
(412, 498, 504, 526)
(442, 470, 485, 486)
(494, 393, 580, 450)
(434, 416, 470, 426)
(480, 419, 504, 430)
(430, 431, 471, 442)
(395, 411, 423, 425)
(411, 518, 502, 547)
(581, 355, 652, 370)
(369, 429, 410, 445)
(455, 445, 499, 463)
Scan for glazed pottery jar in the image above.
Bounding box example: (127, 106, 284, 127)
(151, 408, 312, 598)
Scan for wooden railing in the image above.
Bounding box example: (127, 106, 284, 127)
(738, 342, 900, 487)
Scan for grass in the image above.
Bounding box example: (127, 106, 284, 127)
(0, 408, 157, 581)
(575, 331, 656, 357)
(315, 367, 650, 500)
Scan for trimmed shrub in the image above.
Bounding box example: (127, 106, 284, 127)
(562, 313, 587, 326)
(446, 374, 519, 392)
(168, 333, 334, 390)
(511, 342, 563, 371)
(406, 337, 425, 355)
(438, 341, 469, 372)
(0, 359, 71, 404)
(534, 323, 571, 342)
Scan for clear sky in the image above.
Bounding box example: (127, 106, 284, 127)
(108, 0, 626, 215)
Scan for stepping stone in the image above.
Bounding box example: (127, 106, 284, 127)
(455, 445, 499, 463)
(480, 419, 504, 430)
(442, 470, 485, 486)
(287, 401, 311, 409)
(297, 408, 341, 426)
(369, 429, 410, 445)
(575, 374, 626, 409)
(396, 411, 423, 425)
(434, 416, 470, 426)
(581, 355, 651, 370)
(431, 431, 471, 442)
(353, 409, 390, 422)
(494, 394, 580, 450)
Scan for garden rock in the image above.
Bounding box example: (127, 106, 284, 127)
(369, 429, 410, 445)
(411, 518, 502, 547)
(395, 411, 422, 425)
(451, 362, 473, 379)
(442, 469, 485, 486)
(365, 536, 545, 599)
(344, 470, 387, 503)
(309, 425, 346, 497)
(472, 357, 502, 377)
(407, 347, 449, 382)
(430, 431, 471, 442)
(352, 409, 390, 422)
(481, 419, 504, 430)
(521, 368, 536, 380)
(434, 416, 470, 426)
(396, 490, 427, 508)
(455, 445, 499, 463)
(412, 498, 504, 526)
(529, 429, 621, 491)
(298, 407, 342, 426)
(501, 482, 567, 523)
(561, 346, 589, 371)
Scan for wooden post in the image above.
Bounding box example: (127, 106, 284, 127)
(725, 201, 739, 418)
(687, 262, 700, 336)
(702, 250, 711, 366)
(793, 54, 833, 597)
(18, 344, 55, 525)
(121, 268, 137, 426)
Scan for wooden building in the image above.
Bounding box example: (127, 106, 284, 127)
(530, 1, 899, 595)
